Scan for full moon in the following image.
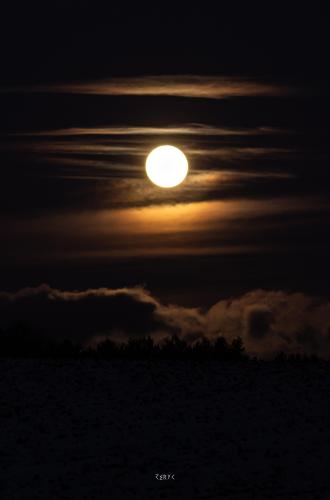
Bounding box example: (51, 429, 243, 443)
(145, 145, 189, 188)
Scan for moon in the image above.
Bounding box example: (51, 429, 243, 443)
(146, 145, 189, 188)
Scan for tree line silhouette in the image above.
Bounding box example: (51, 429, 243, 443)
(0, 322, 324, 362)
(0, 322, 248, 360)
(88, 335, 247, 361)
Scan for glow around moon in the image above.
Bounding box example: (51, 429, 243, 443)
(145, 145, 189, 188)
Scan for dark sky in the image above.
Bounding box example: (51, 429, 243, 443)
(1, 3, 330, 312)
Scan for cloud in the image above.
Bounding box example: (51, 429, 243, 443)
(244, 305, 273, 339)
(1, 75, 290, 99)
(206, 290, 330, 358)
(2, 133, 296, 181)
(2, 197, 329, 262)
(0, 284, 203, 345)
(10, 124, 284, 137)
(0, 285, 330, 358)
(8, 142, 294, 162)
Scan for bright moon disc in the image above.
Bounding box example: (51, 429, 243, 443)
(146, 145, 189, 188)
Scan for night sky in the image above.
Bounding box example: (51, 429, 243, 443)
(1, 3, 330, 356)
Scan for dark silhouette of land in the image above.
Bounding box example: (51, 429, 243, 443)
(1, 322, 329, 499)
(1, 355, 330, 499)
(0, 322, 324, 363)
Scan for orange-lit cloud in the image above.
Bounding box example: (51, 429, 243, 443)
(3, 196, 328, 261)
(13, 124, 284, 137)
(1, 75, 291, 99)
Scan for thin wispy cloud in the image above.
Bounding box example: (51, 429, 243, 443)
(41, 158, 294, 183)
(1, 75, 291, 99)
(5, 142, 145, 155)
(11, 124, 285, 137)
(189, 147, 295, 159)
(3, 138, 296, 161)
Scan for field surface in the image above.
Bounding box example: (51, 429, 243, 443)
(1, 359, 330, 499)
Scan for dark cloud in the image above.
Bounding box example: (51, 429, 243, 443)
(244, 305, 273, 340)
(0, 285, 165, 342)
(207, 290, 330, 358)
(1, 285, 330, 358)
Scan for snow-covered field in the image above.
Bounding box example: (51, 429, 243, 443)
(1, 358, 330, 499)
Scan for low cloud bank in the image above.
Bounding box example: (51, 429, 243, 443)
(0, 285, 329, 358)
(207, 290, 330, 358)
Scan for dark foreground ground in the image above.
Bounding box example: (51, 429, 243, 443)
(1, 359, 330, 500)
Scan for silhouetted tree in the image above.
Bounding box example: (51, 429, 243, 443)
(192, 338, 212, 360)
(213, 336, 230, 360)
(54, 339, 79, 358)
(1, 324, 325, 364)
(229, 337, 246, 360)
(96, 338, 118, 359)
(274, 351, 288, 363)
(0, 322, 51, 357)
(160, 335, 189, 359)
(122, 336, 155, 360)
